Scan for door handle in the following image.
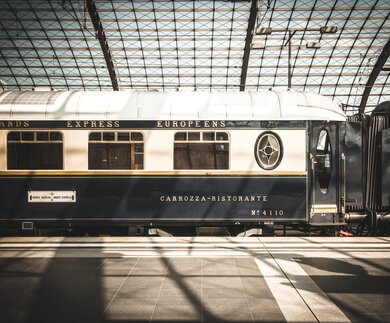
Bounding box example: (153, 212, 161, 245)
(341, 153, 346, 216)
(310, 153, 315, 216)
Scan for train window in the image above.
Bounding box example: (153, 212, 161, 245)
(316, 129, 332, 194)
(174, 132, 187, 141)
(50, 132, 62, 141)
(255, 132, 283, 170)
(203, 132, 215, 141)
(188, 132, 201, 141)
(118, 132, 130, 141)
(174, 131, 229, 169)
(21, 132, 34, 141)
(131, 132, 143, 141)
(89, 131, 144, 170)
(89, 132, 101, 141)
(36, 132, 49, 141)
(7, 132, 20, 141)
(103, 132, 115, 141)
(7, 131, 63, 170)
(216, 132, 229, 141)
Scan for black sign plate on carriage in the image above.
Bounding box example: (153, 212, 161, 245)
(0, 120, 307, 130)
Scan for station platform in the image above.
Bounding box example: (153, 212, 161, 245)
(0, 236, 389, 323)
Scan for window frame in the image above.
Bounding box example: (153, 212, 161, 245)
(6, 130, 64, 170)
(254, 131, 283, 170)
(173, 131, 230, 170)
(315, 128, 333, 194)
(88, 131, 144, 170)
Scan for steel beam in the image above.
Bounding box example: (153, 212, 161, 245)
(239, 0, 258, 91)
(86, 0, 119, 91)
(359, 37, 390, 114)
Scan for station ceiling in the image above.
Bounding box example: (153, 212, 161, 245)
(0, 0, 389, 114)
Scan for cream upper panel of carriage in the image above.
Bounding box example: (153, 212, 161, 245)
(0, 90, 345, 121)
(126, 129, 306, 173)
(229, 129, 306, 172)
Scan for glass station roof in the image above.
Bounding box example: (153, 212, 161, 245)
(0, 0, 389, 114)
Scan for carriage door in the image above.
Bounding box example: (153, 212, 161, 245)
(310, 122, 342, 224)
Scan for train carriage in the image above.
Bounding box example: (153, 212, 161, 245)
(0, 89, 360, 235)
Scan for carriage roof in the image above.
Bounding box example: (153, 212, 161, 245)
(0, 90, 345, 121)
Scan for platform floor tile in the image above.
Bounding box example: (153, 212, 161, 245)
(298, 257, 390, 323)
(0, 257, 285, 323)
(1, 237, 389, 322)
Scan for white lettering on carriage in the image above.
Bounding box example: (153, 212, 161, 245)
(156, 121, 226, 128)
(160, 195, 267, 202)
(0, 121, 30, 128)
(66, 121, 120, 128)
